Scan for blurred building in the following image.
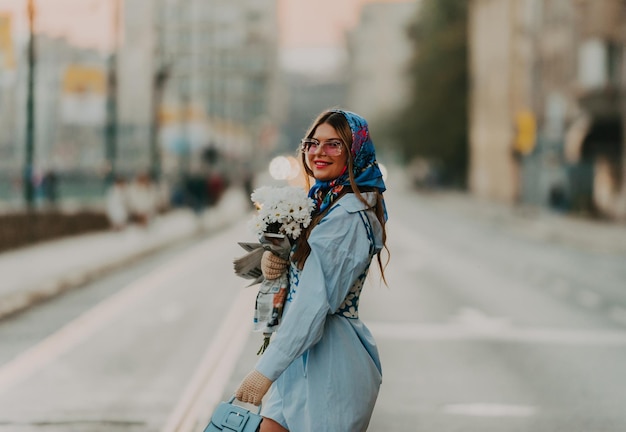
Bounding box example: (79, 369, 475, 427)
(151, 0, 283, 178)
(0, 0, 282, 205)
(345, 0, 421, 127)
(280, 72, 348, 153)
(468, 0, 525, 203)
(0, 32, 107, 202)
(1, 36, 107, 173)
(469, 0, 626, 220)
(571, 0, 626, 219)
(0, 13, 18, 184)
(117, 0, 156, 177)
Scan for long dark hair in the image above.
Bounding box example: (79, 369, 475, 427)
(292, 110, 389, 283)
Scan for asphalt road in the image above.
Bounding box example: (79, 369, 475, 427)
(1, 180, 625, 432)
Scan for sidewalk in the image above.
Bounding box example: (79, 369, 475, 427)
(0, 187, 250, 320)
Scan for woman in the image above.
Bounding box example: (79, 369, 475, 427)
(236, 109, 388, 431)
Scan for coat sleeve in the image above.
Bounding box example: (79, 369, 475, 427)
(255, 206, 373, 381)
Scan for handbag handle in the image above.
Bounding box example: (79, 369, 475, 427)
(228, 396, 262, 415)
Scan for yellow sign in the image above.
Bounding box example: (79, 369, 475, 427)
(0, 14, 15, 69)
(61, 65, 106, 125)
(62, 65, 106, 94)
(159, 104, 206, 124)
(514, 110, 537, 155)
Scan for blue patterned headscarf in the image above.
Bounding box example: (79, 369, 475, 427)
(308, 109, 387, 219)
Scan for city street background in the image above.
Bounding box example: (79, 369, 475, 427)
(1, 0, 626, 431)
(1, 172, 626, 431)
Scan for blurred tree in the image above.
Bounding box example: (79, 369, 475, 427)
(390, 0, 468, 187)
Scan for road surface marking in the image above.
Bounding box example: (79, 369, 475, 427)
(161, 287, 256, 432)
(368, 321, 626, 345)
(0, 239, 222, 396)
(442, 403, 537, 417)
(451, 307, 511, 330)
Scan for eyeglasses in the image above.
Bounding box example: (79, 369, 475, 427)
(300, 138, 344, 156)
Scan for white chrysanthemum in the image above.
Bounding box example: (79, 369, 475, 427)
(247, 216, 267, 238)
(250, 188, 268, 206)
(247, 186, 314, 240)
(283, 221, 302, 238)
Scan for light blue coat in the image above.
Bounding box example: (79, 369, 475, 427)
(255, 193, 383, 431)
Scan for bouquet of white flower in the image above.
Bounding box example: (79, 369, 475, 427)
(247, 186, 314, 244)
(233, 186, 314, 354)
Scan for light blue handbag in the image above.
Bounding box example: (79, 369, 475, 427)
(203, 397, 262, 432)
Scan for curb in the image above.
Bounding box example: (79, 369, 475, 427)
(0, 232, 192, 321)
(0, 188, 251, 322)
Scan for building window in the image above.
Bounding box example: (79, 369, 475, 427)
(578, 38, 606, 89)
(577, 37, 618, 90)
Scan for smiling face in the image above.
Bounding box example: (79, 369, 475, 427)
(306, 123, 349, 182)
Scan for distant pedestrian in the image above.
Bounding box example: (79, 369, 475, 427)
(241, 163, 255, 208)
(105, 176, 129, 230)
(206, 171, 226, 207)
(127, 172, 158, 226)
(549, 183, 569, 213)
(235, 109, 389, 431)
(41, 170, 59, 208)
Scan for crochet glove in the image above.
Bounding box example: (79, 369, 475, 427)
(261, 250, 289, 280)
(235, 370, 272, 406)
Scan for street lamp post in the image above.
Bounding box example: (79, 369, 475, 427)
(150, 65, 169, 181)
(104, 0, 120, 185)
(24, 0, 36, 210)
(620, 4, 626, 220)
